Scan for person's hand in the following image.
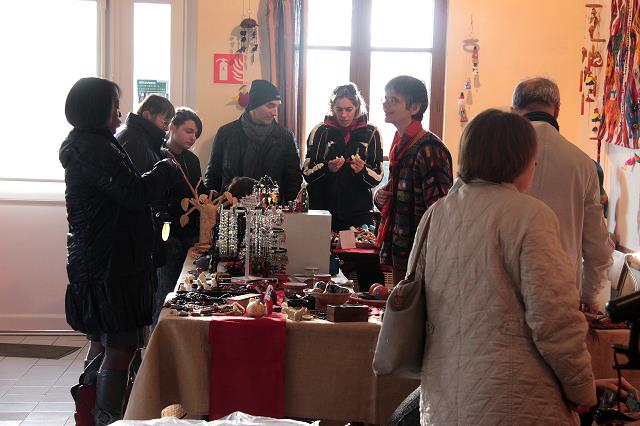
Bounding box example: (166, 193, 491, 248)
(349, 154, 365, 174)
(596, 378, 637, 400)
(328, 156, 345, 173)
(566, 401, 591, 414)
(375, 189, 392, 206)
(581, 303, 603, 315)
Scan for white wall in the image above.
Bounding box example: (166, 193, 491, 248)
(0, 183, 69, 331)
(603, 143, 640, 251)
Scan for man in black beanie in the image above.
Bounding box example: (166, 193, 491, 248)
(204, 79, 302, 203)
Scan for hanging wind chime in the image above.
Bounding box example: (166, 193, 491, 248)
(236, 0, 259, 64)
(459, 16, 480, 125)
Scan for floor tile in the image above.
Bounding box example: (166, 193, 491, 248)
(21, 366, 68, 381)
(21, 337, 57, 345)
(34, 358, 73, 367)
(39, 393, 73, 403)
(22, 411, 70, 425)
(45, 387, 69, 396)
(32, 402, 74, 413)
(53, 336, 87, 346)
(4, 387, 48, 395)
(0, 394, 43, 404)
(12, 378, 57, 387)
(0, 403, 36, 413)
(0, 412, 27, 420)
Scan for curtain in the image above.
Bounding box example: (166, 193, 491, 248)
(267, 0, 307, 159)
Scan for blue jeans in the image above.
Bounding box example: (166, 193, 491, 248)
(153, 234, 199, 326)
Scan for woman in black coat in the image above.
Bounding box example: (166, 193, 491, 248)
(60, 77, 177, 425)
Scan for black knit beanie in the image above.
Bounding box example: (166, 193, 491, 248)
(246, 80, 281, 111)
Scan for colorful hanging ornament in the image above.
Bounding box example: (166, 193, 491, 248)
(462, 15, 480, 88)
(464, 78, 473, 105)
(458, 92, 468, 123)
(591, 107, 601, 133)
(236, 0, 259, 63)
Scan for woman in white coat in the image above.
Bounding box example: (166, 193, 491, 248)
(416, 109, 596, 425)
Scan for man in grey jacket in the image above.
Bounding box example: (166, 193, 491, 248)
(512, 77, 614, 311)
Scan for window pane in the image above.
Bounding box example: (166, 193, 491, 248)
(304, 50, 351, 143)
(134, 2, 171, 110)
(371, 0, 434, 48)
(0, 0, 97, 180)
(307, 0, 351, 47)
(368, 52, 432, 156)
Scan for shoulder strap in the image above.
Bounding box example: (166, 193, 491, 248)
(406, 208, 433, 276)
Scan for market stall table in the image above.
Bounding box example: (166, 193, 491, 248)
(125, 252, 640, 422)
(124, 308, 418, 423)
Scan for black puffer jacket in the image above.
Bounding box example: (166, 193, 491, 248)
(59, 128, 176, 334)
(204, 117, 302, 203)
(116, 112, 166, 173)
(116, 112, 170, 266)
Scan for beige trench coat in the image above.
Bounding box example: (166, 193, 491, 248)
(415, 180, 596, 425)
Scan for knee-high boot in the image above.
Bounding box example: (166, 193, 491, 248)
(71, 352, 103, 426)
(93, 369, 128, 426)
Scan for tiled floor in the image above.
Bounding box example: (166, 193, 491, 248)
(0, 335, 87, 425)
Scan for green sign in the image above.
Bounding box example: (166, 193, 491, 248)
(137, 79, 169, 103)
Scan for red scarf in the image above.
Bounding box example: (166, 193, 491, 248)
(376, 121, 426, 248)
(324, 115, 367, 145)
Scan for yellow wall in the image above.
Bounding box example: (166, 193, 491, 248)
(192, 0, 271, 171)
(443, 0, 591, 171)
(194, 0, 597, 173)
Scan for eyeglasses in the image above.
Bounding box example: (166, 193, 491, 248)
(381, 96, 401, 106)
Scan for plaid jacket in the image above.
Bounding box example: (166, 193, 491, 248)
(378, 130, 452, 268)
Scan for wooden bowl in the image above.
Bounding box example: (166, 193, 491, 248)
(304, 289, 352, 310)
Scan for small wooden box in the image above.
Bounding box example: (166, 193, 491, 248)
(326, 304, 369, 322)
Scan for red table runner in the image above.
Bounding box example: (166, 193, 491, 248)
(208, 313, 286, 420)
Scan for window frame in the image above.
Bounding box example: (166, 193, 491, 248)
(306, 0, 447, 139)
(0, 0, 196, 190)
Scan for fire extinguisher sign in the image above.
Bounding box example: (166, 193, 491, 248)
(213, 53, 244, 84)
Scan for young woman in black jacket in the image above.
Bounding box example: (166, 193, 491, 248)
(60, 77, 178, 425)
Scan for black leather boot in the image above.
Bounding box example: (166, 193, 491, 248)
(71, 352, 104, 426)
(93, 369, 128, 426)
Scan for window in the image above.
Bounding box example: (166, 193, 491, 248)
(304, 0, 447, 156)
(0, 0, 194, 184)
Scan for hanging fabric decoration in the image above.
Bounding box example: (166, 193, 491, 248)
(465, 78, 473, 105)
(598, 0, 640, 150)
(458, 92, 468, 123)
(578, 3, 608, 161)
(236, 0, 259, 64)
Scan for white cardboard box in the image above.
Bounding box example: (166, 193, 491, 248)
(282, 209, 332, 274)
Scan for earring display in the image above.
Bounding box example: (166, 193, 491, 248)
(212, 175, 288, 278)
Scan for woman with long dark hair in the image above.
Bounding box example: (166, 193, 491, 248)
(60, 77, 178, 424)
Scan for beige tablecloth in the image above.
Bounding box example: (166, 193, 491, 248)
(124, 310, 418, 423)
(124, 251, 640, 422)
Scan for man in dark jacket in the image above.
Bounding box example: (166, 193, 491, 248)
(116, 94, 175, 267)
(116, 94, 175, 173)
(204, 80, 302, 203)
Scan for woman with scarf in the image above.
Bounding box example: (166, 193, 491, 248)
(303, 83, 384, 231)
(375, 75, 453, 284)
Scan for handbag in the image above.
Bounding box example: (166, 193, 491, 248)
(372, 209, 432, 379)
